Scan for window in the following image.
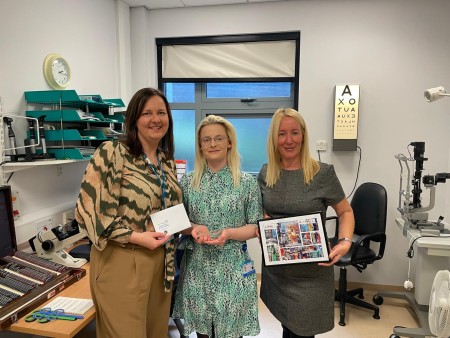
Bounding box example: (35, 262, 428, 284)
(157, 32, 300, 174)
(165, 83, 195, 103)
(206, 82, 291, 99)
(169, 83, 294, 174)
(171, 109, 196, 173)
(211, 113, 272, 174)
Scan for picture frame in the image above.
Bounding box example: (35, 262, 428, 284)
(257, 212, 330, 266)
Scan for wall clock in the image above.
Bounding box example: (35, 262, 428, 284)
(43, 53, 71, 89)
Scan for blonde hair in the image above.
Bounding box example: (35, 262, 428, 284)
(265, 108, 319, 187)
(191, 115, 241, 189)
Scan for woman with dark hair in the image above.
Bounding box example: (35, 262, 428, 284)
(75, 87, 182, 338)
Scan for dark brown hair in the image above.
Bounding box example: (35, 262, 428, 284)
(121, 87, 174, 159)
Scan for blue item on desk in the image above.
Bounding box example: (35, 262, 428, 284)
(24, 308, 83, 324)
(69, 243, 91, 262)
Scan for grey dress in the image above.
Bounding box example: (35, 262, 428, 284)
(257, 162, 345, 336)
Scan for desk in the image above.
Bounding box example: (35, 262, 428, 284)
(396, 218, 450, 307)
(5, 263, 94, 338)
(376, 218, 450, 338)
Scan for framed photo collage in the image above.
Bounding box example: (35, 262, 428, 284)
(258, 212, 330, 266)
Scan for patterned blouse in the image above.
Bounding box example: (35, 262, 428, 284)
(75, 140, 182, 291)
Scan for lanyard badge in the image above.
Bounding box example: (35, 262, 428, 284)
(241, 242, 255, 277)
(241, 259, 255, 277)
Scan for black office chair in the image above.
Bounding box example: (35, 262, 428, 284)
(328, 182, 387, 326)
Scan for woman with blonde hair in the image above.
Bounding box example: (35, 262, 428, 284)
(173, 115, 262, 338)
(258, 108, 354, 338)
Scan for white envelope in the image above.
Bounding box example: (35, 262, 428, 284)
(150, 203, 192, 235)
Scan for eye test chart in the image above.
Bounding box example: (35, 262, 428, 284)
(333, 84, 360, 151)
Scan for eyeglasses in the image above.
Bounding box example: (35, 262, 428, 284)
(200, 136, 228, 146)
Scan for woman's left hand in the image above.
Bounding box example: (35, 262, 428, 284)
(130, 231, 172, 250)
(318, 240, 352, 267)
(204, 229, 230, 246)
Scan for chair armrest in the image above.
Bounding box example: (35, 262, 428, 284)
(351, 232, 387, 263)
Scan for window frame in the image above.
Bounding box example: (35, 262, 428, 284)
(156, 31, 300, 110)
(158, 32, 300, 173)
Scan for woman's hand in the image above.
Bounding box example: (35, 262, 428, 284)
(318, 240, 352, 267)
(191, 225, 211, 244)
(205, 229, 230, 246)
(129, 231, 172, 250)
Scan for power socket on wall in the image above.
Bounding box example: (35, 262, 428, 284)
(316, 140, 327, 151)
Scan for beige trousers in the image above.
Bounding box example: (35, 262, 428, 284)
(90, 243, 171, 338)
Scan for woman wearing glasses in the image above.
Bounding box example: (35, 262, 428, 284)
(172, 115, 262, 338)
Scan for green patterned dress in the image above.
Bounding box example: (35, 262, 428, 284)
(173, 166, 262, 338)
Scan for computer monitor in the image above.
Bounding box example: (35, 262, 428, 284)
(0, 185, 16, 257)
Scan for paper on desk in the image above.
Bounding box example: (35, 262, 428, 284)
(44, 297, 93, 315)
(150, 203, 191, 235)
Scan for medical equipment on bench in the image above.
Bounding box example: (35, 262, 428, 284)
(32, 220, 87, 268)
(395, 141, 450, 236)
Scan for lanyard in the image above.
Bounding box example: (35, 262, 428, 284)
(143, 153, 172, 292)
(143, 154, 167, 209)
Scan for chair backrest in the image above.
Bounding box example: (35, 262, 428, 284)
(351, 182, 387, 238)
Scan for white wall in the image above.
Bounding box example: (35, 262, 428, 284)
(0, 0, 126, 245)
(129, 0, 450, 287)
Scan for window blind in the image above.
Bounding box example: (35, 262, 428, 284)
(162, 40, 296, 79)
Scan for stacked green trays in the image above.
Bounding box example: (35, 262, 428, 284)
(25, 90, 125, 160)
